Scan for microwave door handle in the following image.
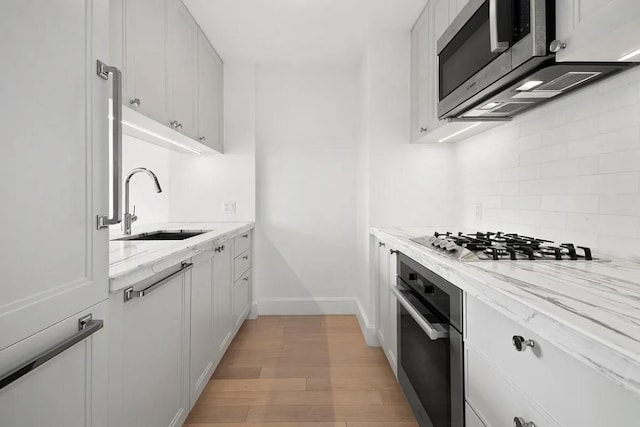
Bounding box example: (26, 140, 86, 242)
(391, 285, 449, 340)
(489, 0, 512, 53)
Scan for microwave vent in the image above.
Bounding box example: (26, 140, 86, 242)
(489, 102, 533, 115)
(535, 72, 601, 92)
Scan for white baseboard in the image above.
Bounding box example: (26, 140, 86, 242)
(248, 302, 258, 319)
(256, 297, 357, 315)
(355, 298, 379, 347)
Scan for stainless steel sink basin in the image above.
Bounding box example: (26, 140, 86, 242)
(113, 230, 210, 241)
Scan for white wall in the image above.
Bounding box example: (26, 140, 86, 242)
(169, 62, 256, 222)
(453, 67, 640, 262)
(254, 62, 361, 314)
(110, 134, 171, 233)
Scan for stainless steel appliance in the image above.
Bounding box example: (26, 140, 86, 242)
(437, 0, 636, 120)
(411, 231, 603, 262)
(394, 252, 464, 427)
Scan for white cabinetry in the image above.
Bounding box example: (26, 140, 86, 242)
(232, 232, 253, 329)
(197, 28, 224, 152)
(555, 0, 640, 62)
(108, 265, 191, 427)
(465, 295, 640, 427)
(168, 0, 199, 138)
(0, 1, 109, 423)
(410, 0, 503, 144)
(189, 250, 216, 409)
(123, 0, 170, 124)
(213, 241, 233, 355)
(374, 239, 398, 375)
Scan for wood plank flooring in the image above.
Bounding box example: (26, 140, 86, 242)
(184, 315, 418, 427)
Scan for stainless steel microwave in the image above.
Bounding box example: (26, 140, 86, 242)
(437, 0, 635, 120)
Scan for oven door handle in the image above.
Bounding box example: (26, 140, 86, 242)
(391, 285, 449, 340)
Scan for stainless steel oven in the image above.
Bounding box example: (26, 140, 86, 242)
(437, 0, 633, 120)
(393, 253, 463, 427)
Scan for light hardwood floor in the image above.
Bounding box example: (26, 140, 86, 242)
(185, 315, 418, 427)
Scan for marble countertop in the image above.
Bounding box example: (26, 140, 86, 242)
(109, 222, 254, 292)
(371, 226, 640, 396)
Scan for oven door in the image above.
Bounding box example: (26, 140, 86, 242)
(437, 0, 551, 119)
(393, 280, 464, 427)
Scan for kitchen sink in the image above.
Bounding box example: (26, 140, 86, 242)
(113, 230, 210, 241)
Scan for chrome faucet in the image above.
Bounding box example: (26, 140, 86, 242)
(124, 168, 162, 235)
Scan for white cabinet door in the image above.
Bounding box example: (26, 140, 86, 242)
(168, 0, 199, 138)
(189, 251, 216, 409)
(213, 242, 233, 355)
(376, 241, 389, 349)
(387, 249, 398, 374)
(0, 302, 108, 427)
(410, 7, 431, 142)
(233, 270, 251, 329)
(556, 0, 640, 62)
(0, 0, 108, 353)
(124, 0, 170, 124)
(108, 267, 190, 427)
(197, 28, 224, 152)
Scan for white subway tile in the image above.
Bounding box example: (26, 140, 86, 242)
(598, 104, 640, 134)
(566, 172, 639, 194)
(540, 118, 598, 147)
(519, 210, 566, 228)
(541, 195, 599, 213)
(502, 195, 541, 210)
(540, 156, 599, 178)
(501, 164, 540, 182)
(596, 236, 640, 262)
(566, 127, 640, 158)
(599, 195, 640, 216)
(599, 149, 640, 173)
(519, 143, 567, 165)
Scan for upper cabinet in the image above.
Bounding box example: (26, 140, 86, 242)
(123, 0, 170, 125)
(410, 0, 502, 144)
(555, 0, 640, 62)
(111, 0, 224, 153)
(168, 0, 199, 139)
(197, 28, 224, 153)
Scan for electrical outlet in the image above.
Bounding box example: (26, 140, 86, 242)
(475, 202, 483, 220)
(222, 201, 236, 215)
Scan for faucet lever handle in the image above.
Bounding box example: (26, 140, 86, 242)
(131, 205, 138, 223)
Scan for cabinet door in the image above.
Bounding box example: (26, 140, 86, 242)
(0, 302, 108, 427)
(233, 270, 251, 329)
(213, 242, 233, 355)
(109, 270, 190, 427)
(189, 251, 216, 409)
(428, 0, 454, 132)
(124, 0, 170, 124)
(556, 0, 640, 62)
(376, 241, 390, 348)
(410, 7, 431, 141)
(387, 249, 398, 374)
(0, 0, 108, 352)
(466, 403, 487, 427)
(168, 0, 198, 138)
(197, 28, 224, 152)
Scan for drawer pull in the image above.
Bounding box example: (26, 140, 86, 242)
(243, 255, 249, 260)
(124, 262, 193, 302)
(242, 234, 249, 238)
(513, 416, 536, 427)
(242, 277, 249, 282)
(512, 335, 535, 352)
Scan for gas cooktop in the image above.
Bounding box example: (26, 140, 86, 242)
(411, 231, 603, 262)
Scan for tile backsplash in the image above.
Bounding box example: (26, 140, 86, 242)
(453, 67, 640, 261)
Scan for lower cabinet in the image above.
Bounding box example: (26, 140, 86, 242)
(465, 294, 640, 427)
(0, 301, 109, 427)
(213, 241, 233, 356)
(374, 237, 398, 375)
(233, 269, 251, 329)
(108, 264, 191, 427)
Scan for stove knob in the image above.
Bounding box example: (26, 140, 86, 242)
(440, 240, 450, 249)
(433, 237, 442, 247)
(514, 417, 536, 427)
(427, 236, 437, 245)
(445, 242, 458, 252)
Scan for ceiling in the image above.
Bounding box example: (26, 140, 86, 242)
(184, 0, 427, 62)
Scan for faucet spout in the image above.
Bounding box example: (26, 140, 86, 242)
(123, 168, 163, 235)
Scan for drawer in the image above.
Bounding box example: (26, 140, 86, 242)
(467, 296, 640, 426)
(467, 347, 560, 427)
(234, 250, 251, 281)
(234, 231, 251, 257)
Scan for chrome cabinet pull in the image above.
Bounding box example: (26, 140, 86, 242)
(129, 98, 141, 106)
(124, 262, 193, 302)
(549, 40, 567, 53)
(242, 277, 249, 282)
(391, 285, 449, 340)
(170, 120, 183, 130)
(199, 136, 206, 143)
(489, 0, 511, 53)
(243, 255, 249, 260)
(379, 242, 386, 247)
(514, 417, 535, 427)
(512, 335, 535, 352)
(242, 234, 249, 238)
(96, 60, 123, 229)
(0, 314, 104, 391)
(420, 127, 428, 133)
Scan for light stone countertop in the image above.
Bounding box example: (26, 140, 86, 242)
(109, 222, 254, 292)
(371, 226, 640, 396)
